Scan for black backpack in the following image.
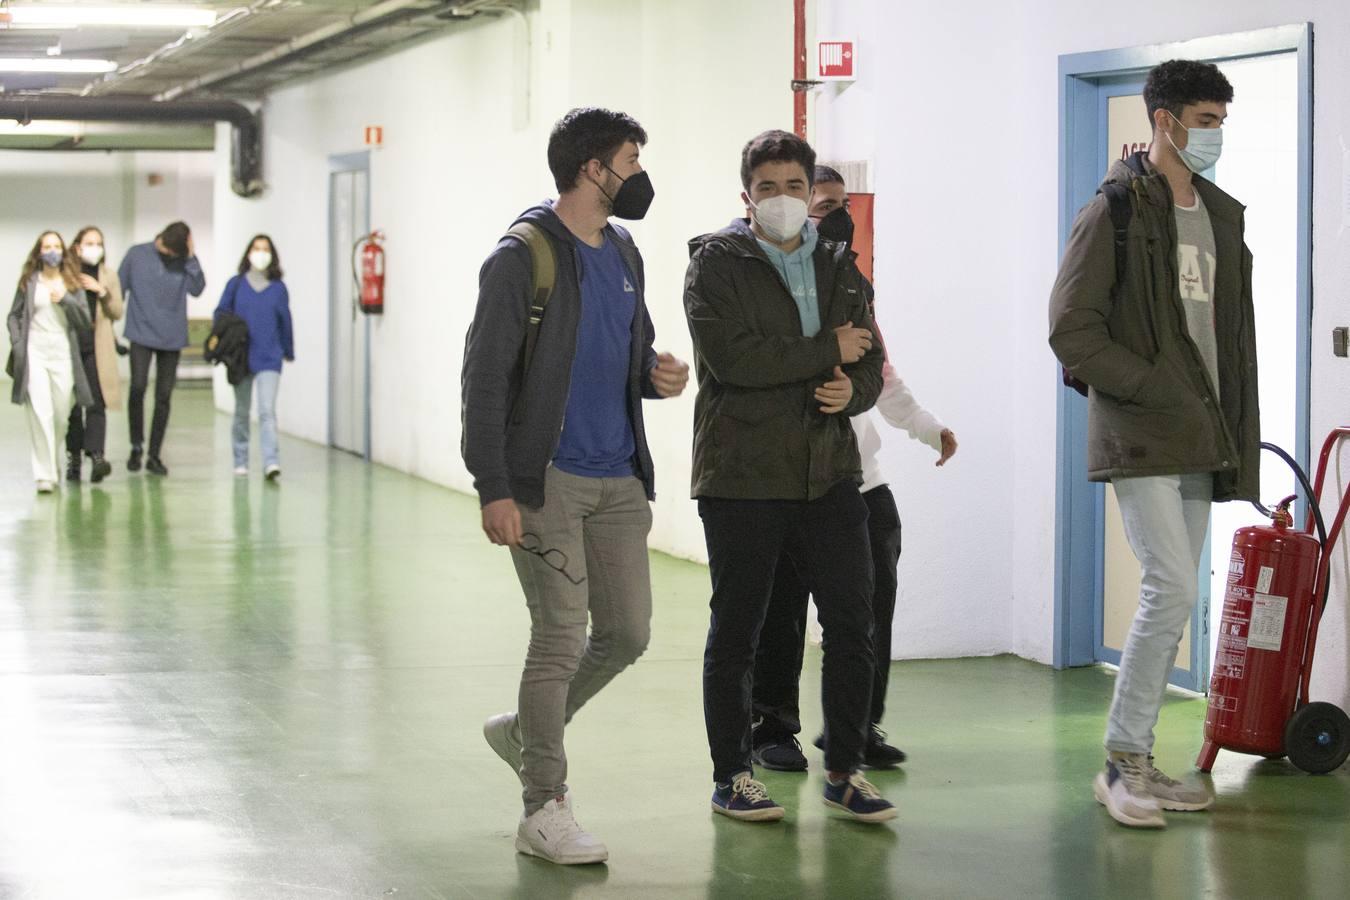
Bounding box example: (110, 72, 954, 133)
(1062, 182, 1132, 397)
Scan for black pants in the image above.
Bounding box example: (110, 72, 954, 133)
(66, 350, 106, 457)
(128, 343, 181, 457)
(752, 485, 902, 741)
(699, 480, 875, 782)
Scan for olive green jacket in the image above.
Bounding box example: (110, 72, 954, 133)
(1049, 153, 1259, 502)
(683, 219, 884, 501)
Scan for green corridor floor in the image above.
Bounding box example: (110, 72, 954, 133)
(1, 391, 1347, 899)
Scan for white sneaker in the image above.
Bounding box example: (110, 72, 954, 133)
(35, 480, 55, 494)
(233, 466, 249, 477)
(265, 464, 281, 481)
(1094, 754, 1165, 828)
(1144, 756, 1213, 811)
(483, 712, 524, 783)
(515, 794, 608, 865)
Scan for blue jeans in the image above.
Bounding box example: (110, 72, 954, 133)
(1105, 473, 1212, 754)
(232, 370, 281, 469)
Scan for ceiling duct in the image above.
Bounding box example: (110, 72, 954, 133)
(0, 96, 262, 197)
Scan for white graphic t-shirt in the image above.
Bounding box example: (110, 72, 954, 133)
(1174, 191, 1220, 403)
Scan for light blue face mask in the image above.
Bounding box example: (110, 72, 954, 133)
(1165, 111, 1223, 174)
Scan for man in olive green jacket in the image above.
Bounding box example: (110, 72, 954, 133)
(1049, 59, 1260, 830)
(685, 129, 894, 825)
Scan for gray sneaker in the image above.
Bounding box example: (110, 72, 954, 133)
(1144, 756, 1213, 811)
(484, 712, 524, 783)
(1094, 753, 1165, 828)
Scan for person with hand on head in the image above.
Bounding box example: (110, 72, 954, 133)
(64, 226, 124, 485)
(119, 220, 206, 477)
(7, 231, 94, 493)
(749, 165, 958, 775)
(215, 235, 294, 481)
(684, 130, 895, 826)
(461, 107, 688, 866)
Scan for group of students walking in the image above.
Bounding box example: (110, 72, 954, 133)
(463, 55, 1261, 867)
(7, 223, 296, 491)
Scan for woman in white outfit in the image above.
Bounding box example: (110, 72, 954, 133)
(6, 231, 94, 493)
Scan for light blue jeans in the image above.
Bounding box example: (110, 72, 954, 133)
(232, 370, 281, 469)
(1105, 473, 1212, 754)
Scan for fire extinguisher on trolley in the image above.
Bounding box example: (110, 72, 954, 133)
(352, 230, 385, 315)
(1198, 436, 1350, 775)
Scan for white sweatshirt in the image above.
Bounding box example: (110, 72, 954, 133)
(852, 360, 946, 493)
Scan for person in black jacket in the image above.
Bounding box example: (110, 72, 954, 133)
(684, 130, 894, 825)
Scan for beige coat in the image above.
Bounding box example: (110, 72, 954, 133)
(87, 263, 124, 409)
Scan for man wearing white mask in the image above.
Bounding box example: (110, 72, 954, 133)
(684, 129, 894, 824)
(1050, 59, 1259, 829)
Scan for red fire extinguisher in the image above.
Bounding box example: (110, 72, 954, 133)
(1197, 435, 1350, 775)
(352, 230, 385, 315)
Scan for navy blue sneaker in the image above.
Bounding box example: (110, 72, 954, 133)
(711, 772, 785, 822)
(823, 772, 897, 823)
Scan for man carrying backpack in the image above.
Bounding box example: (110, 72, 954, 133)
(462, 107, 688, 865)
(1049, 59, 1260, 829)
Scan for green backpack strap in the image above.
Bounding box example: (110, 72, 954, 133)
(504, 222, 557, 379)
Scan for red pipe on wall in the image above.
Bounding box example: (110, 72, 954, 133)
(793, 0, 807, 138)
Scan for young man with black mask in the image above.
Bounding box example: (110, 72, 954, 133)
(749, 166, 958, 774)
(1050, 60, 1259, 829)
(464, 107, 689, 865)
(118, 221, 205, 476)
(685, 131, 895, 824)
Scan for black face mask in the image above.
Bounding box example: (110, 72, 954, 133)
(599, 165, 655, 220)
(816, 206, 855, 247)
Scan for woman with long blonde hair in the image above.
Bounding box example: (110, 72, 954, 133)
(6, 231, 94, 493)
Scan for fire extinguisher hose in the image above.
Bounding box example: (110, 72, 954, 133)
(1253, 441, 1329, 550)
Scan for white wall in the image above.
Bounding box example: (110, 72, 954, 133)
(210, 0, 788, 562)
(0, 150, 214, 365)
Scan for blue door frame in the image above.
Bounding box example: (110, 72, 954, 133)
(1053, 24, 1315, 680)
(328, 150, 372, 460)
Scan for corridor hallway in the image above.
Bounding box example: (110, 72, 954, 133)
(1, 393, 1346, 898)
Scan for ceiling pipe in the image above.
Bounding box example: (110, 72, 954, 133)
(0, 96, 263, 197)
(155, 0, 466, 101)
(82, 0, 290, 98)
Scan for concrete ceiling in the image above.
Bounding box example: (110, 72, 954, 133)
(0, 0, 500, 149)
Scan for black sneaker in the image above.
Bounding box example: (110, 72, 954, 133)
(865, 726, 907, 768)
(752, 735, 808, 772)
(127, 448, 143, 472)
(66, 452, 82, 483)
(90, 455, 112, 484)
(146, 457, 168, 476)
(813, 728, 908, 768)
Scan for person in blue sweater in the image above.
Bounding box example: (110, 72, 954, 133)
(215, 235, 294, 481)
(118, 221, 206, 476)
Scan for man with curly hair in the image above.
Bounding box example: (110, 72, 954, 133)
(1050, 59, 1260, 828)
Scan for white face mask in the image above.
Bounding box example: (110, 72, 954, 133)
(80, 245, 104, 266)
(1165, 111, 1223, 174)
(248, 251, 272, 272)
(749, 194, 809, 243)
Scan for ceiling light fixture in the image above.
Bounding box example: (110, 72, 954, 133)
(3, 6, 217, 29)
(0, 58, 119, 74)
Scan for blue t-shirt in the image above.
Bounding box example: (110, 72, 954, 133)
(552, 236, 637, 478)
